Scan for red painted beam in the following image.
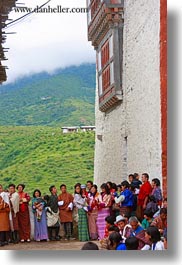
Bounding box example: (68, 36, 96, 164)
(160, 0, 167, 198)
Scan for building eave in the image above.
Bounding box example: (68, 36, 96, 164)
(0, 0, 17, 84)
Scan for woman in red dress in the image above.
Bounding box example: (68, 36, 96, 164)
(17, 184, 31, 242)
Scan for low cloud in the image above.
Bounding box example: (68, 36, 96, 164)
(3, 0, 95, 83)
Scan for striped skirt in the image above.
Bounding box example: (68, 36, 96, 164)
(78, 208, 89, 242)
(96, 208, 110, 240)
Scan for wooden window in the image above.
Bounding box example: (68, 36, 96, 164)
(101, 40, 110, 68)
(97, 34, 114, 95)
(87, 0, 124, 112)
(97, 29, 123, 111)
(102, 65, 110, 92)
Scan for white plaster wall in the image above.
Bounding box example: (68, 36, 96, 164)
(94, 0, 162, 189)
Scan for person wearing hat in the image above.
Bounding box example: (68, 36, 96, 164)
(115, 215, 131, 241)
(80, 184, 88, 199)
(17, 184, 31, 243)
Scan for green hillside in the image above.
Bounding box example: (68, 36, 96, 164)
(0, 126, 95, 196)
(0, 63, 96, 126)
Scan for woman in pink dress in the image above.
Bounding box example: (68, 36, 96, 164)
(87, 184, 99, 240)
(96, 183, 112, 240)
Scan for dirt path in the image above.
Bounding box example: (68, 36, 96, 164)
(1, 207, 101, 251)
(1, 240, 100, 251)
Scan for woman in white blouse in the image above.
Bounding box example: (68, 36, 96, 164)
(73, 183, 89, 241)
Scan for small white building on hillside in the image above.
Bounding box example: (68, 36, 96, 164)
(62, 127, 79, 134)
(80, 126, 96, 132)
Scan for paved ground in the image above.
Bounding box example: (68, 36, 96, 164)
(1, 206, 101, 251)
(1, 239, 101, 251)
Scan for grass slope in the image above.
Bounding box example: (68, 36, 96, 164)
(0, 126, 95, 196)
(0, 64, 96, 126)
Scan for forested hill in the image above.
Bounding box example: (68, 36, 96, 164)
(0, 63, 96, 126)
(0, 126, 95, 195)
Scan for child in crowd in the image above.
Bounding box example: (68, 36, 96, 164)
(80, 184, 88, 199)
(116, 185, 122, 196)
(33, 198, 44, 222)
(141, 210, 154, 229)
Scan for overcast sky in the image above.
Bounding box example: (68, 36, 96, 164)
(4, 0, 95, 83)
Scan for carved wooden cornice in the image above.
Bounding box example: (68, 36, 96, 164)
(87, 0, 124, 48)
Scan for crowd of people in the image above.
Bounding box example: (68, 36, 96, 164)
(0, 172, 167, 250)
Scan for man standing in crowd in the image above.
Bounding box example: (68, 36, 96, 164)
(58, 184, 74, 240)
(136, 173, 152, 221)
(45, 185, 60, 241)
